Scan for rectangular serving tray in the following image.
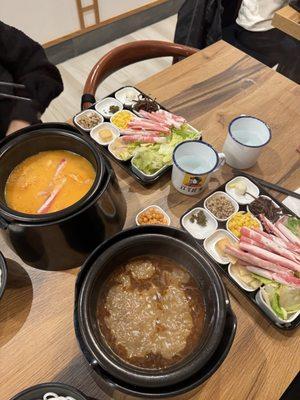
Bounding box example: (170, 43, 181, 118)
(73, 87, 202, 186)
(180, 177, 300, 331)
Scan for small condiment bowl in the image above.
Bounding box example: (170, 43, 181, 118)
(110, 110, 136, 130)
(115, 87, 141, 107)
(95, 97, 123, 118)
(182, 207, 218, 240)
(90, 122, 120, 146)
(226, 211, 262, 239)
(74, 109, 103, 132)
(136, 205, 171, 226)
(204, 191, 239, 222)
(225, 176, 259, 205)
(228, 263, 261, 292)
(203, 229, 238, 264)
(247, 195, 281, 215)
(132, 103, 160, 117)
(256, 289, 300, 325)
(108, 137, 134, 162)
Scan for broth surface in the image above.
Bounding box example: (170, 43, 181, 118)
(97, 256, 205, 369)
(5, 150, 95, 214)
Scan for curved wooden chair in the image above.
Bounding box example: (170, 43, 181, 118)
(81, 40, 198, 110)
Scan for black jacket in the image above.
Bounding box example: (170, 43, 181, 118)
(0, 21, 63, 136)
(174, 0, 242, 49)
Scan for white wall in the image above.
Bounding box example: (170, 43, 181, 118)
(1, 0, 80, 44)
(99, 0, 154, 20)
(0, 0, 157, 45)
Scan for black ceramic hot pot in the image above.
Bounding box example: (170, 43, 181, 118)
(74, 226, 237, 399)
(10, 382, 89, 400)
(0, 123, 126, 271)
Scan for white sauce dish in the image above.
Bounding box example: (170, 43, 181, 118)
(182, 208, 218, 240)
(203, 229, 238, 264)
(90, 122, 120, 146)
(95, 97, 123, 118)
(115, 87, 141, 107)
(225, 176, 259, 205)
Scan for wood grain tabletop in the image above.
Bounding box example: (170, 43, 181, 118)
(272, 5, 300, 41)
(1, 41, 300, 400)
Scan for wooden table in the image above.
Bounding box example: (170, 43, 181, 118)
(1, 41, 300, 400)
(272, 5, 300, 40)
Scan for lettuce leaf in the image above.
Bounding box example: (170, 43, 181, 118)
(285, 216, 300, 238)
(251, 273, 279, 287)
(270, 291, 287, 320)
(131, 124, 201, 175)
(261, 284, 300, 320)
(133, 145, 171, 175)
(278, 286, 300, 313)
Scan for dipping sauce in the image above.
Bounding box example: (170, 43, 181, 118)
(97, 256, 205, 369)
(96, 128, 114, 143)
(189, 210, 207, 226)
(5, 150, 95, 214)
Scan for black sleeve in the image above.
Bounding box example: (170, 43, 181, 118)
(0, 20, 63, 123)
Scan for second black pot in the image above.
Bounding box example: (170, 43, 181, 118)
(75, 226, 232, 390)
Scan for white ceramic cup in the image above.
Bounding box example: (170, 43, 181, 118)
(222, 115, 271, 169)
(172, 140, 226, 195)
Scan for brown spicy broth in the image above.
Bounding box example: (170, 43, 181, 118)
(97, 255, 205, 370)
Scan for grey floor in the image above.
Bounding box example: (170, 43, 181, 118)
(43, 15, 177, 123)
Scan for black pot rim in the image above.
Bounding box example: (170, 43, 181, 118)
(10, 382, 88, 400)
(76, 227, 228, 389)
(89, 308, 237, 398)
(0, 126, 105, 223)
(0, 251, 7, 299)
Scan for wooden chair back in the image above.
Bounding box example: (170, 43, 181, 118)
(81, 40, 198, 109)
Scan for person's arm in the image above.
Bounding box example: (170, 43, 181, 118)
(6, 120, 30, 135)
(0, 21, 63, 133)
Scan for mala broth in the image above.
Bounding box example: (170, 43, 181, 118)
(5, 150, 95, 214)
(97, 256, 205, 370)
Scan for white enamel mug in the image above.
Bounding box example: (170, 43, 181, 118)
(223, 115, 271, 169)
(172, 141, 226, 195)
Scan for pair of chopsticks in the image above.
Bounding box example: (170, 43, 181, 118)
(233, 171, 300, 200)
(0, 81, 32, 102)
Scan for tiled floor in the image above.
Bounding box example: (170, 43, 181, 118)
(43, 15, 177, 123)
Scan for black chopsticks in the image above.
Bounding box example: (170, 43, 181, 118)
(0, 81, 26, 89)
(233, 171, 300, 200)
(0, 93, 32, 102)
(0, 81, 32, 102)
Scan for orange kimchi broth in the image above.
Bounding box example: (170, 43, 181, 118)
(5, 150, 95, 214)
(97, 255, 205, 369)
